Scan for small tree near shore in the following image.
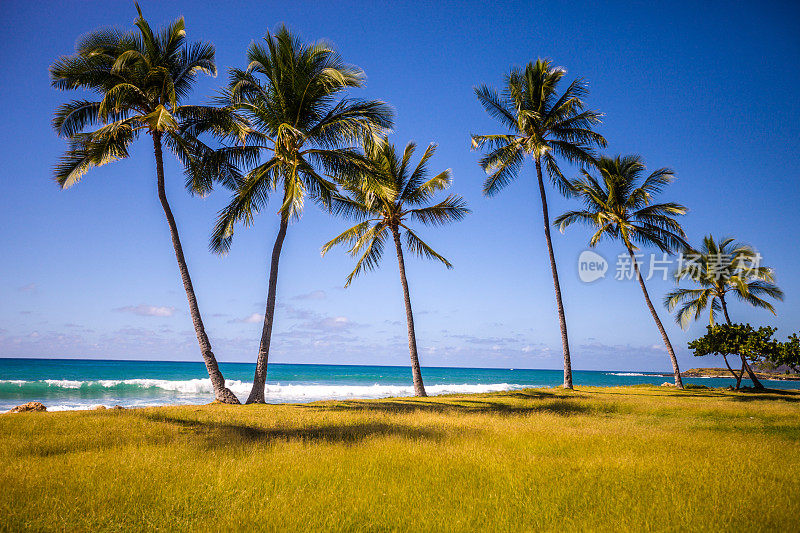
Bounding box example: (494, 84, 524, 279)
(688, 324, 782, 389)
(771, 334, 800, 374)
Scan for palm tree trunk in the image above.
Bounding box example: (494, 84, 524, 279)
(152, 132, 239, 404)
(246, 214, 289, 404)
(391, 226, 427, 397)
(625, 245, 683, 388)
(720, 296, 763, 389)
(534, 157, 573, 389)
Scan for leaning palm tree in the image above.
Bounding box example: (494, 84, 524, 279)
(50, 4, 243, 403)
(471, 59, 606, 389)
(555, 155, 688, 388)
(202, 27, 392, 404)
(664, 236, 783, 388)
(321, 137, 469, 396)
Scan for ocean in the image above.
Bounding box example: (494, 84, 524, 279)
(2, 357, 798, 411)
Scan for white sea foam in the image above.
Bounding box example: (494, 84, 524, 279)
(94, 378, 252, 395)
(605, 372, 649, 377)
(43, 379, 85, 388)
(2, 379, 525, 411)
(261, 382, 521, 402)
(4, 378, 519, 396)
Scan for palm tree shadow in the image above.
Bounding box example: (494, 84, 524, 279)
(140, 414, 450, 448)
(299, 389, 605, 417)
(594, 386, 800, 403)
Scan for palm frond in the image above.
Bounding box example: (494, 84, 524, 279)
(321, 220, 373, 256)
(344, 223, 388, 287)
(408, 195, 470, 226)
(403, 226, 453, 268)
(480, 143, 524, 197)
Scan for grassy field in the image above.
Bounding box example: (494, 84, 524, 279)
(1, 386, 799, 532)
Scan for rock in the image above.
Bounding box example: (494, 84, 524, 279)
(660, 382, 674, 387)
(93, 405, 107, 411)
(110, 405, 125, 410)
(8, 401, 47, 413)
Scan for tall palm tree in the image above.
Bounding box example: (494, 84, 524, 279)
(664, 236, 783, 388)
(554, 155, 688, 388)
(202, 28, 393, 404)
(471, 59, 606, 389)
(321, 138, 469, 396)
(50, 4, 243, 403)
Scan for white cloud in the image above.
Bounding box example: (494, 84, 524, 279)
(292, 290, 327, 301)
(304, 316, 353, 331)
(115, 305, 176, 317)
(230, 313, 264, 324)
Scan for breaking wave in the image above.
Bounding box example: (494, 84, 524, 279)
(0, 379, 524, 410)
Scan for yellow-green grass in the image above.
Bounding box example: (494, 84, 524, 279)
(2, 386, 799, 532)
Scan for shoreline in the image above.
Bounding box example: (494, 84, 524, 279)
(4, 366, 800, 413)
(6, 382, 800, 414)
(681, 367, 800, 381)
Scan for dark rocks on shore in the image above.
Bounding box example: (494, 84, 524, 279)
(8, 401, 47, 413)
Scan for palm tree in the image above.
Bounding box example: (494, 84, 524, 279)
(202, 27, 393, 404)
(555, 155, 688, 388)
(321, 137, 469, 396)
(664, 236, 783, 388)
(471, 59, 606, 389)
(50, 4, 243, 403)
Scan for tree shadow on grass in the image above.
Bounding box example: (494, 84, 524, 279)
(726, 388, 800, 403)
(591, 386, 800, 403)
(297, 389, 608, 417)
(23, 415, 452, 458)
(139, 414, 450, 449)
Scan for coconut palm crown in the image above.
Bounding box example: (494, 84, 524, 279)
(470, 58, 606, 389)
(322, 137, 469, 395)
(555, 154, 688, 387)
(664, 236, 783, 329)
(471, 59, 606, 196)
(555, 156, 688, 252)
(205, 27, 394, 253)
(51, 4, 246, 188)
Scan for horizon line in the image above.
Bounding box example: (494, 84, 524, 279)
(0, 356, 672, 374)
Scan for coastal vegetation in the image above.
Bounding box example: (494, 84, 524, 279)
(2, 387, 799, 531)
(682, 367, 800, 380)
(689, 324, 800, 388)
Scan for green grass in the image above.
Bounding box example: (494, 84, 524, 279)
(2, 386, 799, 532)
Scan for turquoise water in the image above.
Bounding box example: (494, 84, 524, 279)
(1, 357, 798, 411)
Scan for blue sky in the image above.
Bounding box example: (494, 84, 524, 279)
(1, 0, 798, 371)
